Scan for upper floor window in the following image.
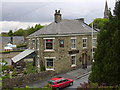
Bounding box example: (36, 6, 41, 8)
(44, 38, 55, 51)
(45, 39, 53, 50)
(82, 38, 87, 48)
(71, 37, 76, 49)
(59, 40, 64, 47)
(28, 39, 31, 49)
(32, 39, 35, 49)
(93, 38, 97, 47)
(36, 38, 40, 50)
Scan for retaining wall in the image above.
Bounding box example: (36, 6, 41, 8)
(2, 71, 55, 89)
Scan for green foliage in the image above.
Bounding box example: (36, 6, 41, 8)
(40, 65, 46, 71)
(2, 75, 10, 79)
(17, 44, 27, 48)
(89, 18, 109, 30)
(0, 33, 9, 37)
(1, 59, 8, 65)
(14, 28, 25, 36)
(26, 62, 37, 74)
(8, 30, 13, 37)
(89, 1, 120, 86)
(12, 69, 17, 77)
(90, 82, 98, 88)
(13, 24, 44, 36)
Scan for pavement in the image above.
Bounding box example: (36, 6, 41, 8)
(26, 65, 91, 88)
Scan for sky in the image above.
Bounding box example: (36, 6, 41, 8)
(0, 0, 116, 33)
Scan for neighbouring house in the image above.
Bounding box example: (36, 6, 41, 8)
(12, 10, 98, 73)
(13, 36, 25, 45)
(4, 43, 16, 51)
(0, 36, 25, 52)
(0, 37, 11, 51)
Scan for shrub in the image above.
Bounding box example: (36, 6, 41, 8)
(40, 66, 46, 71)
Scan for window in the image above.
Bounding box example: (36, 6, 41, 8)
(28, 39, 31, 49)
(32, 39, 35, 49)
(45, 39, 53, 50)
(71, 39, 76, 49)
(36, 38, 40, 50)
(59, 40, 64, 47)
(57, 80, 63, 84)
(93, 38, 97, 47)
(62, 79, 68, 82)
(48, 80, 55, 85)
(71, 56, 76, 65)
(46, 59, 54, 69)
(82, 38, 87, 48)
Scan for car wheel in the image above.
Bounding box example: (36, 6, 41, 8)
(69, 82, 73, 86)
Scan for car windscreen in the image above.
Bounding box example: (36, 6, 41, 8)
(48, 80, 55, 85)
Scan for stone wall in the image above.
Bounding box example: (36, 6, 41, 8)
(2, 71, 55, 89)
(27, 34, 97, 73)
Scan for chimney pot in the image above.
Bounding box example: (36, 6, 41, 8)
(54, 10, 62, 23)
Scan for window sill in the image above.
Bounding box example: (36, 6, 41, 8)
(93, 46, 96, 48)
(46, 68, 55, 71)
(71, 64, 76, 67)
(44, 50, 55, 52)
(83, 47, 87, 49)
(71, 48, 77, 50)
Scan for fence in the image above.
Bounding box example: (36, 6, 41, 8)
(2, 71, 55, 89)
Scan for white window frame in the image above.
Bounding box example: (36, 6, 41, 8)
(37, 55, 40, 68)
(71, 37, 76, 49)
(32, 39, 35, 49)
(44, 57, 56, 70)
(71, 54, 76, 67)
(82, 38, 87, 49)
(28, 39, 31, 49)
(93, 38, 97, 48)
(37, 38, 40, 50)
(44, 38, 55, 51)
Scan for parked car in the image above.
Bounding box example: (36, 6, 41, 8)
(48, 77, 73, 89)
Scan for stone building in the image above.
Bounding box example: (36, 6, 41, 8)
(24, 10, 97, 73)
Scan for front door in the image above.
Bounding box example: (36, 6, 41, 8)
(82, 53, 87, 68)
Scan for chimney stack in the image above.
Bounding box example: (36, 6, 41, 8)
(54, 10, 62, 23)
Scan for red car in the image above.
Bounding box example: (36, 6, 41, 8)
(48, 77, 73, 89)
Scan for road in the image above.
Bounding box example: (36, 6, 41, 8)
(28, 74, 89, 89)
(64, 74, 89, 89)
(26, 65, 91, 89)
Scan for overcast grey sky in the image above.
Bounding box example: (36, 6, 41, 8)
(0, 0, 116, 32)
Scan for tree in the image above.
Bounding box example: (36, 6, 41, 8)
(89, 18, 109, 30)
(13, 28, 26, 36)
(13, 24, 44, 36)
(89, 1, 120, 85)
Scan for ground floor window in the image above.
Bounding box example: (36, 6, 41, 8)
(46, 59, 54, 70)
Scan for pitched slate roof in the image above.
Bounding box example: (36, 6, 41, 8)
(28, 19, 97, 37)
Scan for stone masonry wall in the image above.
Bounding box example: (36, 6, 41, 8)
(27, 34, 97, 73)
(2, 71, 55, 89)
